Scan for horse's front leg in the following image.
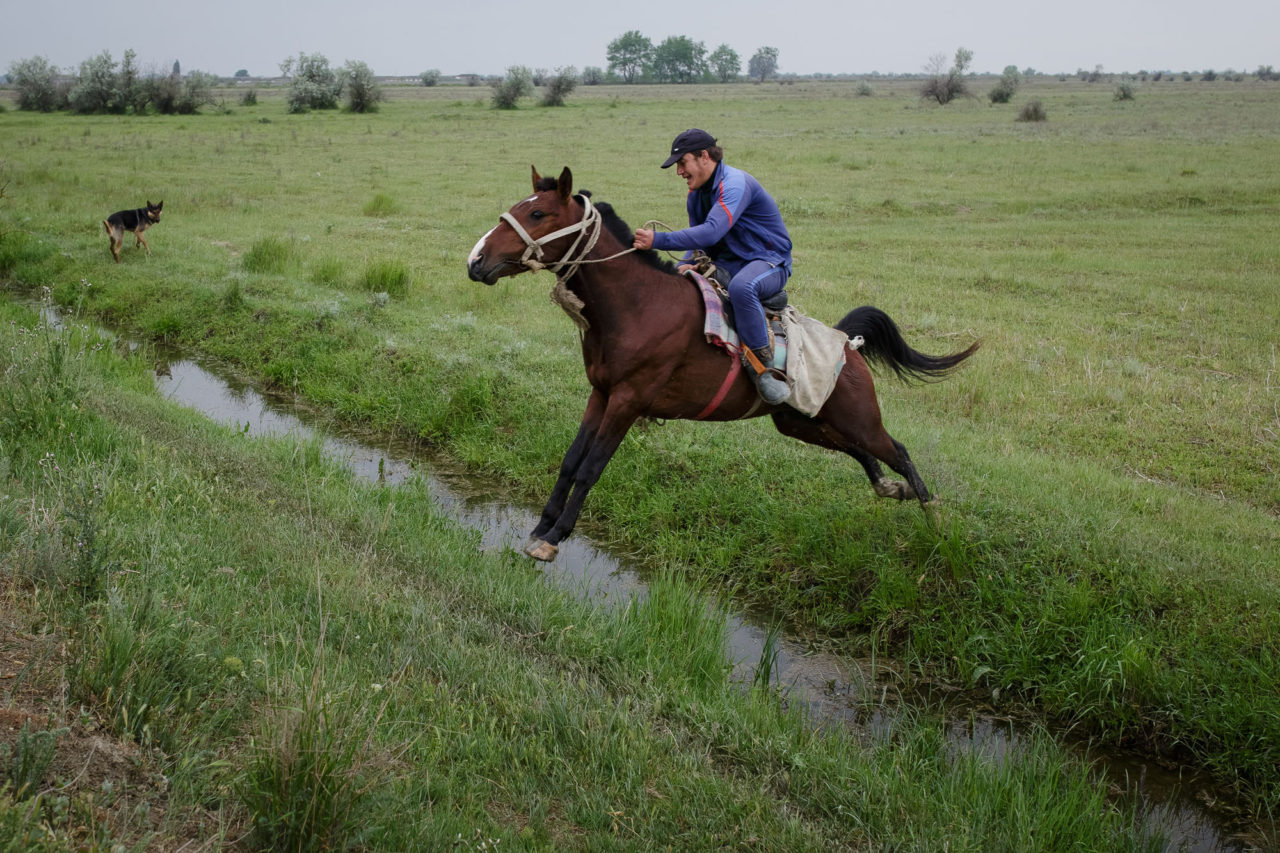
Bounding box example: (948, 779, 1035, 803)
(525, 392, 639, 561)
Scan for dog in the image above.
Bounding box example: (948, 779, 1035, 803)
(103, 200, 163, 262)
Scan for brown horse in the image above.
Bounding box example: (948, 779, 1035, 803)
(467, 167, 978, 561)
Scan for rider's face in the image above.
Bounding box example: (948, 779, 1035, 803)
(675, 151, 716, 190)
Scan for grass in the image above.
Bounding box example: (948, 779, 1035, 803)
(0, 78, 1277, 833)
(0, 299, 1169, 848)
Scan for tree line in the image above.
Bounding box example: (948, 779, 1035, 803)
(3, 50, 387, 115)
(606, 32, 779, 84)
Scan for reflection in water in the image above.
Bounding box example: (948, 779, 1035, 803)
(31, 299, 1260, 851)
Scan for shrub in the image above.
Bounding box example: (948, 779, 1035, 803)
(491, 65, 533, 109)
(921, 47, 972, 105)
(989, 64, 1022, 103)
(284, 52, 340, 113)
(342, 60, 383, 113)
(6, 56, 66, 111)
(174, 70, 219, 114)
(1114, 81, 1136, 101)
(856, 81, 874, 97)
(240, 88, 258, 106)
(541, 66, 578, 107)
(418, 69, 440, 87)
(68, 51, 119, 113)
(582, 66, 605, 85)
(1016, 99, 1047, 122)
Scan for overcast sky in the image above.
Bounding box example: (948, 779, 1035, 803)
(3, 0, 1275, 78)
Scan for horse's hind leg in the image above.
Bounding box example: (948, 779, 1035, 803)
(771, 410, 932, 507)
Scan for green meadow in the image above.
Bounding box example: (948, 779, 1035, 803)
(1, 77, 1278, 846)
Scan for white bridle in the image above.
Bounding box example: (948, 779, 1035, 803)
(501, 194, 604, 279)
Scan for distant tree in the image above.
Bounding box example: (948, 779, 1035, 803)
(172, 59, 181, 78)
(748, 46, 779, 82)
(607, 30, 653, 83)
(1256, 64, 1278, 81)
(284, 52, 340, 112)
(342, 60, 383, 113)
(419, 69, 441, 87)
(988, 64, 1022, 103)
(541, 66, 578, 106)
(581, 66, 605, 85)
(1114, 80, 1136, 101)
(709, 44, 740, 82)
(234, 69, 250, 78)
(650, 36, 708, 83)
(491, 65, 533, 109)
(68, 50, 120, 113)
(920, 47, 972, 104)
(6, 55, 65, 111)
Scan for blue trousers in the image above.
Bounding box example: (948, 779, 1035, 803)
(727, 259, 789, 351)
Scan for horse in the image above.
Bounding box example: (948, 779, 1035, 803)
(467, 167, 979, 562)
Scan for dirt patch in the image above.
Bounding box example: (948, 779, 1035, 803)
(1, 595, 240, 849)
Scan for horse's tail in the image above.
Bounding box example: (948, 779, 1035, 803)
(835, 305, 979, 383)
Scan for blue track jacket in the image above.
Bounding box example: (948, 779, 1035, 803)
(651, 161, 792, 278)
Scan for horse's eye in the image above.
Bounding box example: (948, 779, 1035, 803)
(530, 210, 546, 220)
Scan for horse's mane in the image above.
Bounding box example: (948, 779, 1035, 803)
(533, 176, 676, 274)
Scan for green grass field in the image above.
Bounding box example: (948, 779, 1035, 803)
(2, 77, 1278, 845)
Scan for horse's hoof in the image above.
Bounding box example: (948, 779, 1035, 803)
(524, 538, 559, 562)
(874, 478, 916, 501)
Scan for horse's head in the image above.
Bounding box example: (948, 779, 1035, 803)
(467, 166, 586, 285)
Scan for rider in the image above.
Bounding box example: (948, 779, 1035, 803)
(633, 129, 792, 406)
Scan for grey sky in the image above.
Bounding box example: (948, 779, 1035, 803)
(3, 0, 1275, 78)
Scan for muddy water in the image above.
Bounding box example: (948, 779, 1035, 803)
(35, 304, 1266, 850)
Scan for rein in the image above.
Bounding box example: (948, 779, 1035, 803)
(500, 195, 638, 284)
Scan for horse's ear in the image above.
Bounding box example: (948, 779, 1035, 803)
(557, 167, 573, 203)
(530, 166, 542, 192)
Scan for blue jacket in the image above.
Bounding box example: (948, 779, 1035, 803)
(651, 161, 792, 278)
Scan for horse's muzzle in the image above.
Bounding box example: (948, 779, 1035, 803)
(466, 256, 502, 285)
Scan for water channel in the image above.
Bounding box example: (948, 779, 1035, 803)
(37, 302, 1271, 850)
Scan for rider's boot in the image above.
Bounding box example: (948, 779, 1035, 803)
(743, 345, 789, 405)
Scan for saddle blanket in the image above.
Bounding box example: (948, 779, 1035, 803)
(688, 273, 858, 417)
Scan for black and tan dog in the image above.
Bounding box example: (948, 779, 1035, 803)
(103, 200, 163, 262)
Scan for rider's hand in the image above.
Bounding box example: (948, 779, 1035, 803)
(633, 228, 654, 251)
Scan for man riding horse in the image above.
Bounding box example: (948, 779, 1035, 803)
(633, 129, 792, 405)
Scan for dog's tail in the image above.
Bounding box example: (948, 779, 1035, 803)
(102, 220, 112, 234)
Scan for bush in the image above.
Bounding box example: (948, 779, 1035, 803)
(67, 51, 119, 114)
(418, 69, 440, 87)
(342, 60, 382, 113)
(856, 81, 874, 97)
(541, 66, 578, 107)
(240, 88, 259, 106)
(921, 47, 972, 105)
(6, 56, 66, 112)
(175, 70, 219, 114)
(989, 64, 1022, 103)
(1114, 81, 1136, 101)
(582, 66, 605, 85)
(1016, 99, 1047, 122)
(491, 65, 533, 109)
(284, 52, 340, 113)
